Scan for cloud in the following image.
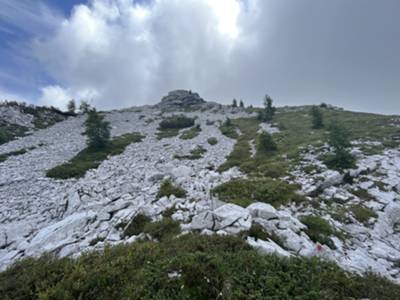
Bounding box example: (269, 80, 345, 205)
(7, 0, 399, 113)
(33, 0, 249, 109)
(38, 85, 99, 110)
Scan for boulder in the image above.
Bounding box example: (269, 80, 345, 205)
(247, 202, 278, 220)
(247, 237, 291, 257)
(213, 204, 252, 234)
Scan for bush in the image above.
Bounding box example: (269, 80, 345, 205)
(207, 137, 218, 145)
(159, 115, 195, 130)
(156, 180, 187, 200)
(257, 132, 277, 153)
(84, 109, 111, 149)
(1, 234, 399, 300)
(219, 118, 238, 139)
(174, 146, 207, 160)
(311, 106, 324, 129)
(300, 215, 337, 249)
(120, 214, 152, 237)
(212, 178, 299, 208)
(143, 218, 181, 241)
(180, 125, 201, 140)
(350, 205, 377, 224)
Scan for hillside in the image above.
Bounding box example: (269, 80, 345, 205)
(1, 91, 400, 299)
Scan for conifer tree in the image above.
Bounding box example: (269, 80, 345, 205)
(84, 108, 111, 149)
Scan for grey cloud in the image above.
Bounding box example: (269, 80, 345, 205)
(32, 0, 400, 114)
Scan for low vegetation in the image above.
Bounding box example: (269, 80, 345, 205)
(174, 146, 207, 160)
(118, 214, 152, 237)
(179, 124, 201, 140)
(300, 215, 340, 249)
(212, 178, 304, 208)
(1, 234, 399, 300)
(46, 133, 144, 179)
(207, 137, 218, 145)
(157, 115, 195, 139)
(0, 123, 29, 145)
(219, 118, 239, 139)
(350, 204, 377, 224)
(0, 148, 31, 163)
(156, 179, 187, 200)
(159, 115, 195, 130)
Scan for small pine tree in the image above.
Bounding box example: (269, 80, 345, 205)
(325, 122, 355, 170)
(258, 95, 276, 122)
(239, 100, 244, 108)
(84, 109, 111, 149)
(232, 99, 238, 108)
(79, 101, 90, 113)
(257, 131, 277, 153)
(67, 99, 76, 113)
(311, 106, 324, 129)
(225, 117, 232, 127)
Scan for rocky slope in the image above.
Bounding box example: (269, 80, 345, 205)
(1, 93, 400, 284)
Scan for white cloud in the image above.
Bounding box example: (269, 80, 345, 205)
(33, 0, 253, 109)
(38, 85, 99, 110)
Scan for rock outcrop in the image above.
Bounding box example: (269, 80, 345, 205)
(157, 90, 206, 109)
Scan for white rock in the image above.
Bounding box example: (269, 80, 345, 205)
(247, 202, 278, 220)
(247, 237, 291, 257)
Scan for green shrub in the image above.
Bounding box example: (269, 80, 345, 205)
(180, 125, 201, 140)
(219, 118, 239, 139)
(46, 133, 144, 179)
(159, 115, 195, 130)
(174, 146, 207, 160)
(212, 178, 299, 208)
(350, 205, 377, 224)
(257, 131, 277, 153)
(120, 214, 152, 237)
(207, 137, 218, 145)
(156, 180, 187, 200)
(300, 215, 337, 249)
(0, 148, 28, 163)
(143, 218, 181, 241)
(1, 234, 399, 299)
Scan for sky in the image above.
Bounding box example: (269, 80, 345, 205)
(0, 0, 399, 114)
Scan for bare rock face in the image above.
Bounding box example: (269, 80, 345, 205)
(157, 90, 206, 108)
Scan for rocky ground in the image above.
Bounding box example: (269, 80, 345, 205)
(1, 96, 400, 284)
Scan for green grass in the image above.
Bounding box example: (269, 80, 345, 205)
(212, 178, 304, 208)
(179, 125, 201, 140)
(174, 146, 207, 160)
(142, 217, 181, 242)
(219, 119, 239, 139)
(219, 108, 399, 176)
(156, 128, 180, 139)
(156, 179, 187, 200)
(1, 234, 399, 300)
(0, 123, 29, 145)
(46, 133, 144, 179)
(350, 204, 377, 224)
(0, 148, 28, 163)
(117, 214, 153, 238)
(300, 215, 341, 249)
